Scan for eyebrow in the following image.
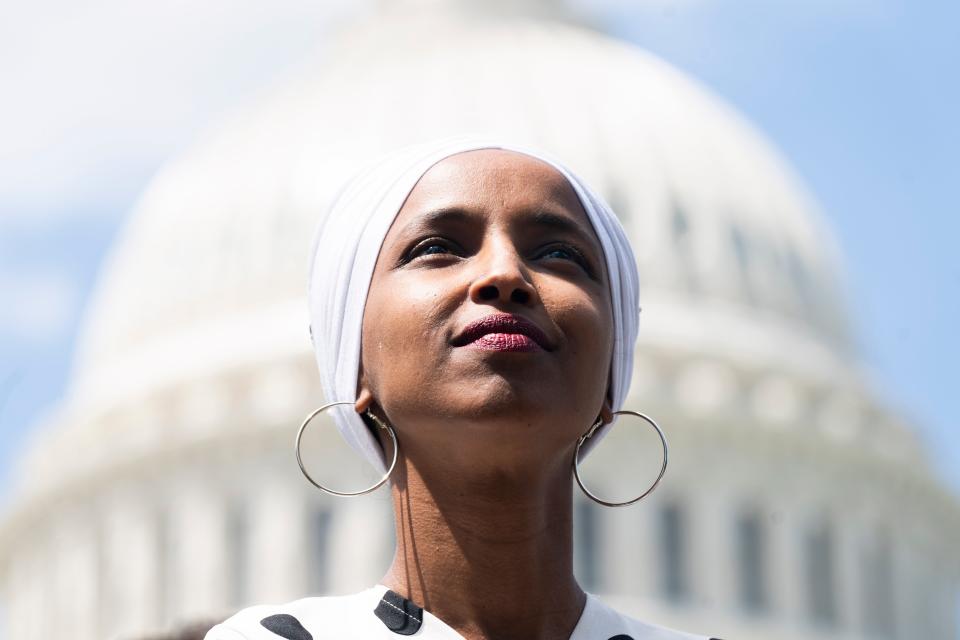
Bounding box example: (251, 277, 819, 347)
(402, 206, 596, 240)
(525, 209, 597, 245)
(402, 206, 475, 232)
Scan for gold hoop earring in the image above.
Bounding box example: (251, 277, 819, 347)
(295, 400, 398, 497)
(573, 410, 668, 507)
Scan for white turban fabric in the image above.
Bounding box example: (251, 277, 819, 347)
(308, 137, 640, 474)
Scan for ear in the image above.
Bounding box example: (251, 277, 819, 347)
(355, 361, 375, 414)
(599, 397, 614, 425)
(355, 385, 375, 414)
(599, 376, 615, 425)
(355, 364, 385, 440)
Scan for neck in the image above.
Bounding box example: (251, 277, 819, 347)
(381, 452, 586, 640)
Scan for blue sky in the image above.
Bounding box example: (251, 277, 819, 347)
(0, 0, 957, 497)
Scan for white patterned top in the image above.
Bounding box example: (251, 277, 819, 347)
(204, 585, 719, 640)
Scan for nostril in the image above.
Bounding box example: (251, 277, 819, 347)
(510, 289, 530, 304)
(478, 285, 499, 301)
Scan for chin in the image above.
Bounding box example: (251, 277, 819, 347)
(451, 378, 581, 430)
(461, 375, 542, 407)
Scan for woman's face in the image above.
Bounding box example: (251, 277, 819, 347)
(359, 149, 614, 473)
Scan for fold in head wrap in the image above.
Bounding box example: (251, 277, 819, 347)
(308, 137, 640, 473)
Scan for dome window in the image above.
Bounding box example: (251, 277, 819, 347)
(671, 201, 699, 291)
(730, 224, 748, 268)
(307, 507, 332, 595)
(859, 531, 896, 638)
(671, 202, 690, 245)
(730, 224, 755, 303)
(788, 250, 814, 308)
(155, 507, 173, 624)
(735, 509, 770, 614)
(658, 500, 689, 603)
(226, 500, 250, 608)
(804, 520, 838, 627)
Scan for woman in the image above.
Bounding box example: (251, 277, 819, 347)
(205, 139, 721, 640)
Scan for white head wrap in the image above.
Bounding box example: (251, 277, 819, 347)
(308, 137, 640, 473)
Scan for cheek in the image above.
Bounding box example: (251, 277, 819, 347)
(360, 272, 461, 391)
(552, 289, 613, 405)
(546, 283, 614, 373)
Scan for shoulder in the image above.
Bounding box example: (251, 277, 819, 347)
(204, 587, 389, 640)
(573, 594, 724, 640)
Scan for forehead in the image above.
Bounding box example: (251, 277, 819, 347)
(398, 149, 587, 220)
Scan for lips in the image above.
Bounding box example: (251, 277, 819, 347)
(452, 313, 554, 352)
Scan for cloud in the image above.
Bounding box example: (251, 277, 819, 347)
(0, 0, 356, 225)
(0, 270, 80, 344)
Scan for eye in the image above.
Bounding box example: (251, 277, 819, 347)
(535, 243, 593, 274)
(539, 245, 577, 261)
(420, 243, 450, 256)
(404, 237, 461, 263)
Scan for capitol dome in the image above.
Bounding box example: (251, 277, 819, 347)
(71, 0, 857, 414)
(2, 3, 957, 640)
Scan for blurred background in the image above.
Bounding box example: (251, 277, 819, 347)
(0, 0, 958, 639)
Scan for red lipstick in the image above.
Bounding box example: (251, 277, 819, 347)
(452, 313, 554, 352)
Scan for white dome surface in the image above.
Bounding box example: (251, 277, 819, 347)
(70, 12, 855, 422)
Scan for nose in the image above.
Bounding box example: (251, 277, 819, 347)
(468, 240, 539, 307)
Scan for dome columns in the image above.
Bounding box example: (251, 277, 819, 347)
(247, 474, 310, 604)
(167, 479, 232, 622)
